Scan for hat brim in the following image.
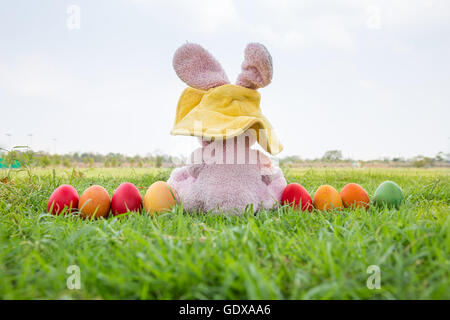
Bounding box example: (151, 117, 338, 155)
(170, 85, 283, 155)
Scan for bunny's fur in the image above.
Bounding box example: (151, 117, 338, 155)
(168, 136, 286, 214)
(173, 43, 229, 90)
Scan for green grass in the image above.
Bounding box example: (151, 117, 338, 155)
(0, 167, 449, 299)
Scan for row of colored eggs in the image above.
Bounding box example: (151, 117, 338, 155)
(47, 181, 177, 218)
(48, 180, 404, 217)
(281, 181, 404, 211)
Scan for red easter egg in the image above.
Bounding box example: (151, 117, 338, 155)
(48, 184, 79, 215)
(281, 183, 313, 211)
(111, 182, 142, 216)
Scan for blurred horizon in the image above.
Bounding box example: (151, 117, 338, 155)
(1, 0, 449, 160)
(1, 147, 448, 167)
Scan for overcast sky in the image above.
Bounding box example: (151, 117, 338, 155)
(1, 0, 449, 160)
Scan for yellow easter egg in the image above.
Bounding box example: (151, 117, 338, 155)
(144, 181, 177, 214)
(313, 185, 343, 211)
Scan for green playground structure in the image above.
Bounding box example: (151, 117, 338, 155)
(0, 158, 20, 169)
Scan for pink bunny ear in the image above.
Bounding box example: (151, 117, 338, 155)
(236, 43, 273, 89)
(173, 43, 230, 90)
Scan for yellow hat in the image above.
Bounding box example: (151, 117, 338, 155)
(170, 84, 283, 155)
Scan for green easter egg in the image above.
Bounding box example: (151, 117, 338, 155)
(373, 181, 404, 208)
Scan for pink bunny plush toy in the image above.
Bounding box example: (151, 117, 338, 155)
(167, 43, 287, 214)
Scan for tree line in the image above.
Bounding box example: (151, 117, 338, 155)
(0, 148, 448, 168)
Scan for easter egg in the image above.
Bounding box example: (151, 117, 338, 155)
(373, 181, 403, 208)
(144, 181, 177, 215)
(313, 185, 343, 211)
(281, 183, 313, 211)
(78, 185, 111, 218)
(340, 183, 370, 209)
(111, 182, 142, 216)
(47, 184, 79, 215)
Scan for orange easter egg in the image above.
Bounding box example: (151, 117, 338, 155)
(313, 185, 343, 211)
(144, 181, 177, 215)
(340, 183, 370, 209)
(78, 185, 111, 218)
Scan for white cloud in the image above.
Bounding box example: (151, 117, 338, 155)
(243, 0, 450, 51)
(380, 0, 450, 28)
(0, 54, 81, 102)
(247, 14, 356, 51)
(131, 0, 239, 32)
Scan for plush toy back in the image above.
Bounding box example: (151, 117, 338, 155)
(168, 42, 286, 213)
